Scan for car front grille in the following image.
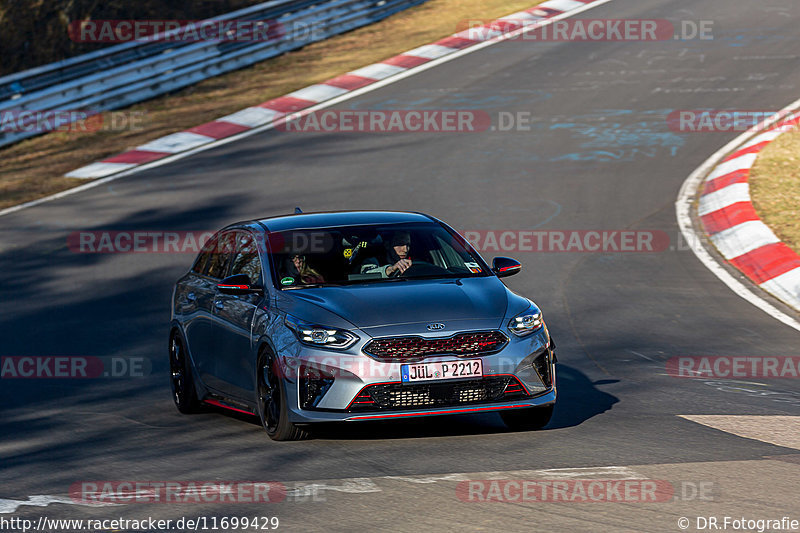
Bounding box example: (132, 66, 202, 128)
(363, 331, 508, 361)
(348, 376, 529, 411)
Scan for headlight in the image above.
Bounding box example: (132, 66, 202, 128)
(285, 315, 359, 349)
(507, 304, 543, 337)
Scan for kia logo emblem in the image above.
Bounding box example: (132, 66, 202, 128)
(427, 323, 445, 331)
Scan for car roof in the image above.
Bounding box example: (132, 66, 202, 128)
(240, 211, 436, 232)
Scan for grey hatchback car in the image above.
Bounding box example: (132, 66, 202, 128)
(170, 211, 556, 440)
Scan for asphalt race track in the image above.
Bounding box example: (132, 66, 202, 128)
(2, 0, 800, 531)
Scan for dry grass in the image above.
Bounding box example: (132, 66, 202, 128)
(750, 127, 800, 254)
(0, 0, 543, 209)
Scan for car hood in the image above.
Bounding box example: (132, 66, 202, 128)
(279, 277, 515, 330)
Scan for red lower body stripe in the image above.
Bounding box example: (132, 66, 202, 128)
(348, 404, 534, 420)
(204, 399, 255, 415)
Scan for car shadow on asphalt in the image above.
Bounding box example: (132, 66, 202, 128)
(545, 365, 618, 429)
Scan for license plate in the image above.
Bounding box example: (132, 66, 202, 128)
(401, 359, 483, 383)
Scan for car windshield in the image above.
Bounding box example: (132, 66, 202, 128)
(268, 222, 488, 288)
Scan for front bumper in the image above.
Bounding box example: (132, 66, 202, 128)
(290, 388, 556, 423)
(276, 326, 555, 423)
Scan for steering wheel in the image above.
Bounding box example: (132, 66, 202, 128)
(396, 261, 450, 277)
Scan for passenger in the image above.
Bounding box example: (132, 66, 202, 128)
(288, 254, 325, 284)
(361, 231, 412, 277)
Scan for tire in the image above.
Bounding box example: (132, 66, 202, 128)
(501, 405, 554, 431)
(257, 349, 310, 441)
(169, 332, 201, 414)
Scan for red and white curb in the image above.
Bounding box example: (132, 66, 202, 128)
(697, 114, 800, 311)
(66, 0, 601, 179)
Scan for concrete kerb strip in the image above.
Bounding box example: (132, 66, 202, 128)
(697, 114, 800, 310)
(62, 0, 602, 181)
(676, 98, 800, 332)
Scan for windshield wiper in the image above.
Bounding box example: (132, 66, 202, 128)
(282, 283, 346, 290)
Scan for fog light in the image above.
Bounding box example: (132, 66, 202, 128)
(532, 351, 553, 388)
(514, 350, 552, 394)
(298, 365, 335, 409)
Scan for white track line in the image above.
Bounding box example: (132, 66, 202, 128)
(1, 466, 646, 512)
(675, 96, 800, 333)
(0, 0, 616, 219)
(0, 495, 117, 514)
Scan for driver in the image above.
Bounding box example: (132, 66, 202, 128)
(360, 231, 412, 277)
(287, 253, 325, 284)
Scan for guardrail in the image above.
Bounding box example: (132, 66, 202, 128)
(0, 0, 427, 148)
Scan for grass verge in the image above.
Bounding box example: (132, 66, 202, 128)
(749, 127, 800, 255)
(0, 0, 545, 210)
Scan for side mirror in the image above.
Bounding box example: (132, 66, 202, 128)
(492, 257, 522, 278)
(217, 274, 264, 295)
